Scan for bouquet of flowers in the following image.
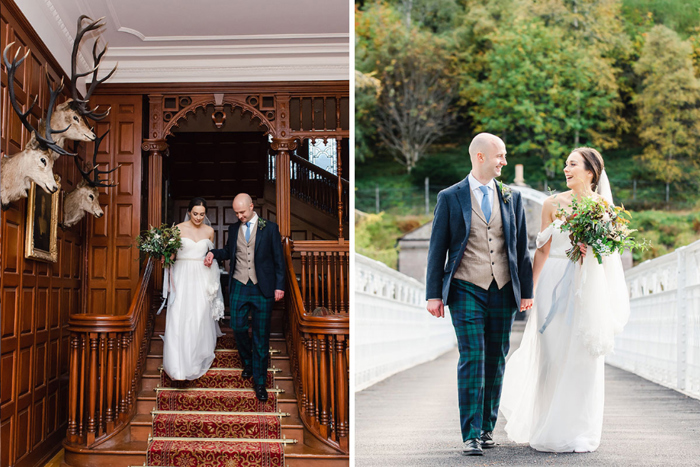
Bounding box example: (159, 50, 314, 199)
(136, 224, 182, 268)
(557, 196, 649, 264)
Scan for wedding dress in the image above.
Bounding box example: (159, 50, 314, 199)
(500, 219, 629, 452)
(162, 238, 225, 381)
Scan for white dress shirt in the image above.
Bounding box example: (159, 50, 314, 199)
(468, 173, 496, 212)
(243, 213, 258, 238)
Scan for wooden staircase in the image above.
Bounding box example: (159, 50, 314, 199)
(63, 304, 348, 466)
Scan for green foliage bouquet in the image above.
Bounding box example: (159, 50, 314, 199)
(136, 224, 181, 268)
(558, 197, 649, 264)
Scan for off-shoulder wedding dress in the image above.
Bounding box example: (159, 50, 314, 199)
(500, 219, 629, 452)
(162, 238, 225, 381)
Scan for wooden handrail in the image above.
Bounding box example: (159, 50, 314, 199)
(290, 153, 349, 189)
(283, 238, 349, 453)
(65, 258, 155, 447)
(267, 152, 350, 227)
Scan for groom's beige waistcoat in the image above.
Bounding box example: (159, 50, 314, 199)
(453, 189, 511, 290)
(233, 221, 258, 285)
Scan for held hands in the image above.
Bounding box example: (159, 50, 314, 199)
(161, 253, 176, 265)
(274, 290, 284, 301)
(427, 299, 445, 318)
(520, 298, 534, 312)
(203, 252, 214, 267)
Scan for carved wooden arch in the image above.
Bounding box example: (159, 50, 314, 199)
(161, 95, 276, 138)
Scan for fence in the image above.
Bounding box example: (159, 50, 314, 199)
(356, 178, 699, 215)
(355, 254, 457, 391)
(606, 240, 700, 399)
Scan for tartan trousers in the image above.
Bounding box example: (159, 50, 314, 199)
(229, 279, 274, 386)
(448, 279, 517, 441)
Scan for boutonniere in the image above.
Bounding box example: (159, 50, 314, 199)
(497, 180, 512, 204)
(258, 219, 267, 230)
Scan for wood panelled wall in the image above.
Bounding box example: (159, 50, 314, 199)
(1, 3, 83, 466)
(84, 96, 143, 315)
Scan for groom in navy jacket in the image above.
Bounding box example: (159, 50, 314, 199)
(426, 133, 533, 455)
(205, 193, 285, 401)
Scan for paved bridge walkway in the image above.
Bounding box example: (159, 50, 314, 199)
(355, 325, 700, 466)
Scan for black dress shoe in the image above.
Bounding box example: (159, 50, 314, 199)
(254, 384, 268, 402)
(481, 431, 495, 448)
(241, 367, 253, 379)
(461, 438, 483, 456)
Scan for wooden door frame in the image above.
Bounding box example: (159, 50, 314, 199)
(134, 84, 349, 243)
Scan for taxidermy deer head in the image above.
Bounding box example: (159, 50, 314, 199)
(1, 44, 76, 208)
(65, 15, 117, 123)
(61, 130, 119, 228)
(40, 15, 118, 157)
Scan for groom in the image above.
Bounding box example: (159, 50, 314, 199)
(205, 193, 285, 402)
(426, 133, 533, 455)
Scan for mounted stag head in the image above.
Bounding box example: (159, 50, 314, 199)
(1, 44, 76, 208)
(61, 130, 119, 228)
(67, 15, 117, 122)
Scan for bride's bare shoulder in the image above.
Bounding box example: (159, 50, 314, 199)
(545, 191, 571, 208)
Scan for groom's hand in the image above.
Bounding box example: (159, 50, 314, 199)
(274, 290, 284, 301)
(520, 298, 533, 312)
(203, 252, 214, 267)
(427, 299, 445, 318)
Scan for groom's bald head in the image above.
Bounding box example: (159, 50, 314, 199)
(469, 133, 507, 181)
(233, 193, 255, 223)
(469, 133, 504, 162)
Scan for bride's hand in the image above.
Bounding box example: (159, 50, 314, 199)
(578, 243, 587, 264)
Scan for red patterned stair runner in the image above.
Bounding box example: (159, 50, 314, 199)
(145, 333, 290, 467)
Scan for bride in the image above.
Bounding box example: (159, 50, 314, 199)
(500, 147, 630, 452)
(162, 197, 224, 381)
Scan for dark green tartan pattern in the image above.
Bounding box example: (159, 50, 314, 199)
(230, 279, 274, 386)
(448, 279, 517, 441)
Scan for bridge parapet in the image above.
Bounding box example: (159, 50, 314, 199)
(355, 254, 457, 391)
(608, 240, 700, 399)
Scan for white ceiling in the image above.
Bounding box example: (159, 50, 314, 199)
(15, 0, 350, 87)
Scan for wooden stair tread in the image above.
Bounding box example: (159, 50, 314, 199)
(131, 413, 152, 426)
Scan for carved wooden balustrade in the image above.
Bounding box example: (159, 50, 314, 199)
(267, 152, 349, 224)
(283, 238, 349, 453)
(65, 258, 155, 447)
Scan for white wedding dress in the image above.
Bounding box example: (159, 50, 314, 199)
(500, 219, 629, 452)
(162, 238, 225, 381)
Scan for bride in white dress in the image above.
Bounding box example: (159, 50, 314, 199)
(162, 197, 224, 381)
(500, 148, 630, 452)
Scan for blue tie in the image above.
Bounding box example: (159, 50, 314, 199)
(479, 186, 491, 222)
(245, 222, 251, 242)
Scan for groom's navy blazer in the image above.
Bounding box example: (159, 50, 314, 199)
(210, 219, 285, 299)
(426, 177, 533, 308)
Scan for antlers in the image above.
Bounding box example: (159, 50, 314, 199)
(2, 44, 76, 157)
(74, 130, 120, 187)
(69, 15, 117, 121)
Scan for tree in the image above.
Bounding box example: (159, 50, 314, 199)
(355, 70, 381, 163)
(356, 3, 457, 172)
(634, 25, 700, 195)
(467, 18, 621, 176)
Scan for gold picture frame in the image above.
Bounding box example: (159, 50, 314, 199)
(25, 174, 61, 262)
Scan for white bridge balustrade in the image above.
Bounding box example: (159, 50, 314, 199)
(607, 239, 700, 399)
(355, 254, 457, 391)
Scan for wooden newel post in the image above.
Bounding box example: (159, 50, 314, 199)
(270, 137, 297, 238)
(336, 137, 344, 239)
(142, 139, 168, 290)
